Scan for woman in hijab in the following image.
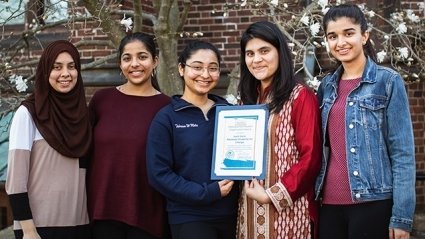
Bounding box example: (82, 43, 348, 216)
(6, 40, 92, 239)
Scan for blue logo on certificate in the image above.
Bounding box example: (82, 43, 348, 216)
(222, 150, 256, 169)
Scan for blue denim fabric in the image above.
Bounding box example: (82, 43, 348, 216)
(314, 57, 416, 231)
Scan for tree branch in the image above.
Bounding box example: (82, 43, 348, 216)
(81, 53, 118, 70)
(74, 39, 115, 48)
(81, 0, 124, 47)
(133, 0, 143, 32)
(177, 0, 193, 32)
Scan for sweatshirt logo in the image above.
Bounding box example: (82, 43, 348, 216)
(175, 123, 199, 128)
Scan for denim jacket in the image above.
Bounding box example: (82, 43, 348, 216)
(315, 57, 416, 231)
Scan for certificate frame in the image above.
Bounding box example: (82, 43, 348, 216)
(211, 104, 269, 180)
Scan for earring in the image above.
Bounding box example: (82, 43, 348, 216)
(151, 68, 156, 78)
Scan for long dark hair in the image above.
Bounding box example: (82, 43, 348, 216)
(323, 4, 377, 63)
(118, 32, 161, 91)
(238, 21, 296, 113)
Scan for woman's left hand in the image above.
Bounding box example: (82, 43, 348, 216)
(244, 178, 271, 204)
(389, 228, 410, 239)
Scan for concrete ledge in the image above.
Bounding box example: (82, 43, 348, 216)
(0, 226, 13, 239)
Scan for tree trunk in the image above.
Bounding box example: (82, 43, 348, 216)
(81, 0, 124, 47)
(156, 35, 183, 95)
(153, 0, 191, 95)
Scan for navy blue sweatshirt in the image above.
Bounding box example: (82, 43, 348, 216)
(146, 94, 239, 224)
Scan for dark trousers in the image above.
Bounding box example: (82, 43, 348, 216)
(170, 217, 236, 239)
(92, 220, 162, 239)
(319, 199, 392, 239)
(14, 224, 91, 239)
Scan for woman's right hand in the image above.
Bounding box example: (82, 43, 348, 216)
(20, 219, 41, 239)
(218, 179, 234, 197)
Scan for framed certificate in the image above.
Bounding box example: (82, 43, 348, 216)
(211, 104, 269, 180)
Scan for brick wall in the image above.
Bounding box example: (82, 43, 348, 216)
(2, 0, 424, 208)
(409, 81, 425, 210)
(81, 1, 425, 208)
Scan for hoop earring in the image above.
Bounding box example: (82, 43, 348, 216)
(151, 68, 157, 78)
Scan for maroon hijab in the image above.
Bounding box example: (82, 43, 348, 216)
(21, 40, 92, 158)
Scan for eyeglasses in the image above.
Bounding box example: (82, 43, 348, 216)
(182, 63, 220, 76)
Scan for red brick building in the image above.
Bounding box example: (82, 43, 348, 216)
(72, 0, 425, 228)
(1, 0, 424, 231)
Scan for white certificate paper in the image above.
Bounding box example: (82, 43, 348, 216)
(211, 105, 269, 180)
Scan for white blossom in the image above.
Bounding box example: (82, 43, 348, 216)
(406, 10, 420, 23)
(391, 12, 403, 22)
(192, 32, 204, 37)
(15, 78, 28, 92)
(396, 22, 407, 34)
(317, 0, 328, 8)
(300, 15, 310, 26)
(306, 77, 321, 91)
(377, 50, 387, 63)
(418, 2, 425, 11)
(9, 75, 28, 92)
(283, 3, 288, 8)
(224, 94, 238, 105)
(366, 10, 375, 18)
(309, 22, 321, 37)
(270, 0, 278, 7)
(322, 38, 330, 53)
(8, 74, 19, 84)
(321, 7, 329, 15)
(367, 23, 373, 32)
(398, 47, 409, 59)
(240, 0, 247, 7)
(120, 15, 133, 32)
(384, 35, 390, 40)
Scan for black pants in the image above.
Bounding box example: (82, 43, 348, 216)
(92, 220, 163, 239)
(319, 199, 392, 239)
(14, 224, 91, 239)
(170, 217, 236, 239)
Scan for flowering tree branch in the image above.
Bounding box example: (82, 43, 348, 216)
(225, 0, 424, 90)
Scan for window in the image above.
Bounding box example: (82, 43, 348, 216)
(0, 0, 68, 26)
(44, 0, 68, 23)
(0, 1, 26, 25)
